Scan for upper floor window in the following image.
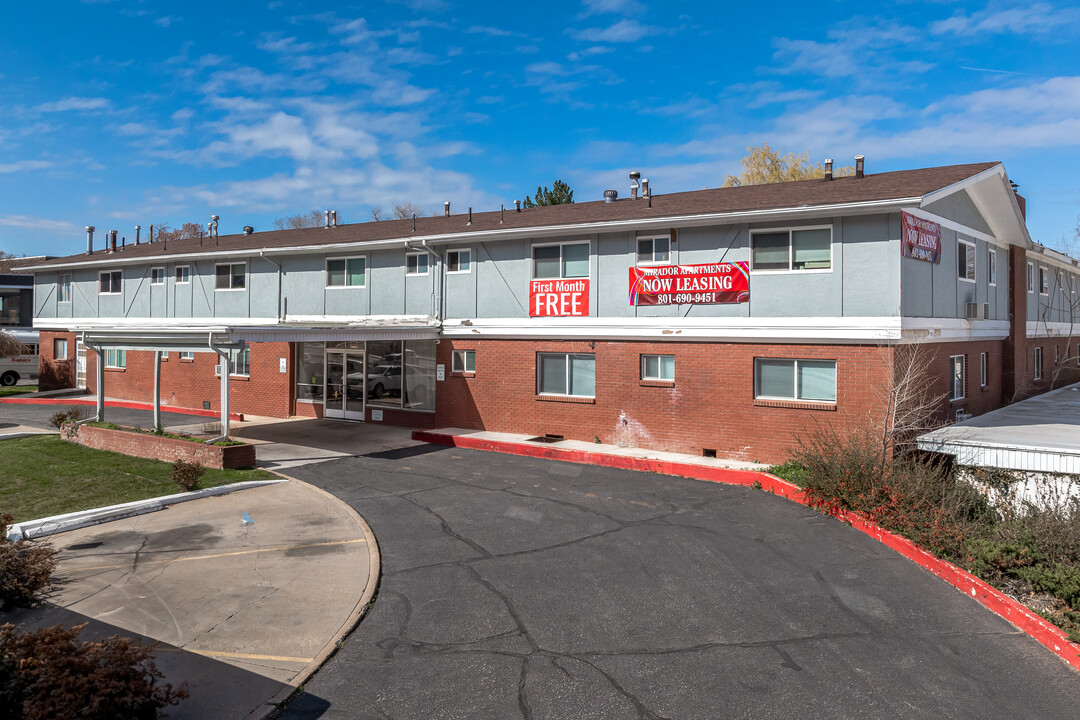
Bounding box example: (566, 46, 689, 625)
(988, 248, 997, 286)
(175, 266, 190, 284)
(447, 249, 472, 274)
(750, 227, 831, 272)
(637, 236, 670, 265)
(150, 267, 166, 285)
(957, 239, 976, 282)
(406, 252, 429, 276)
(1040, 267, 1049, 295)
(58, 274, 71, 303)
(215, 263, 246, 290)
(1027, 262, 1034, 293)
(327, 257, 366, 287)
(533, 242, 589, 279)
(99, 271, 122, 294)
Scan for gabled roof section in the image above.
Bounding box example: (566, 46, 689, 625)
(920, 163, 1031, 247)
(27, 162, 1001, 270)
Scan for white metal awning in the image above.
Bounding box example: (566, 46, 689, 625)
(230, 326, 440, 343)
(77, 330, 244, 353)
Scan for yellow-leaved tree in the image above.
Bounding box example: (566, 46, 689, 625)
(723, 144, 854, 187)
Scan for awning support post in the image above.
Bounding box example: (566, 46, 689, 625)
(219, 355, 230, 438)
(152, 351, 161, 431)
(95, 348, 105, 422)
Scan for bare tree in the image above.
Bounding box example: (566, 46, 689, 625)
(273, 210, 326, 230)
(154, 222, 203, 242)
(370, 207, 383, 222)
(870, 342, 948, 471)
(392, 202, 424, 220)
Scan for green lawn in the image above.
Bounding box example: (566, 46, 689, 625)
(0, 385, 37, 397)
(0, 435, 274, 522)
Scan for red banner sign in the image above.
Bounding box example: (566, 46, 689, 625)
(629, 262, 750, 306)
(901, 211, 941, 264)
(530, 278, 590, 317)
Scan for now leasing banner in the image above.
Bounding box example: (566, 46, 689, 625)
(530, 278, 590, 317)
(628, 261, 750, 306)
(901, 211, 942, 264)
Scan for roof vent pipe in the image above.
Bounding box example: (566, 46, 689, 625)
(121, 235, 126, 249)
(641, 178, 650, 197)
(514, 199, 521, 212)
(629, 170, 641, 200)
(211, 215, 219, 238)
(108, 230, 118, 253)
(85, 226, 95, 255)
(324, 210, 331, 229)
(135, 225, 141, 244)
(824, 159, 833, 181)
(331, 210, 337, 227)
(207, 222, 214, 240)
(243, 225, 254, 235)
(467, 207, 472, 226)
(444, 201, 451, 217)
(603, 189, 618, 203)
(855, 155, 865, 179)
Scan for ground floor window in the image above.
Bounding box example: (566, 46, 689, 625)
(1034, 347, 1043, 381)
(104, 349, 126, 369)
(296, 342, 325, 400)
(54, 338, 68, 361)
(754, 358, 836, 402)
(452, 349, 475, 373)
(980, 352, 987, 387)
(366, 339, 436, 411)
(641, 354, 674, 381)
(179, 351, 194, 361)
(217, 348, 250, 377)
(538, 353, 595, 397)
(949, 355, 965, 401)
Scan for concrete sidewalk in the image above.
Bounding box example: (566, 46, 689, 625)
(1, 480, 379, 720)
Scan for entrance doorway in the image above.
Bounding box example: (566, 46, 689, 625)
(324, 349, 365, 420)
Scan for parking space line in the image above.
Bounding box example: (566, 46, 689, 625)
(64, 538, 367, 572)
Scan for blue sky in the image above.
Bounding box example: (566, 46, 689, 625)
(2, 0, 1079, 258)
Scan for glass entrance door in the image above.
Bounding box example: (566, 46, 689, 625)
(324, 350, 365, 420)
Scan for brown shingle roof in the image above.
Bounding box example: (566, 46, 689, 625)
(32, 162, 999, 267)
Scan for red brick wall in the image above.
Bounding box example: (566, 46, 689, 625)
(83, 342, 293, 418)
(66, 423, 255, 469)
(38, 330, 78, 391)
(913, 340, 1006, 423)
(434, 339, 894, 463)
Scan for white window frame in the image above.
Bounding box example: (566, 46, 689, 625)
(405, 252, 429, 277)
(749, 225, 833, 274)
(215, 347, 250, 377)
(150, 267, 166, 285)
(641, 354, 675, 381)
(54, 338, 68, 361)
(949, 355, 965, 401)
(753, 358, 837, 403)
(175, 266, 191, 284)
(537, 352, 596, 398)
(1040, 267, 1049, 295)
(446, 249, 472, 274)
(531, 241, 591, 280)
(957, 238, 976, 283)
(179, 351, 194, 361)
(161, 351, 169, 360)
(980, 352, 987, 387)
(326, 256, 367, 288)
(452, 349, 475, 372)
(1027, 262, 1035, 293)
(215, 263, 246, 291)
(988, 248, 996, 287)
(58, 274, 72, 303)
(1034, 346, 1043, 381)
(104, 348, 126, 369)
(99, 270, 122, 295)
(636, 235, 671, 266)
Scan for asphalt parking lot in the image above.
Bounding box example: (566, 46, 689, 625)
(279, 445, 1080, 720)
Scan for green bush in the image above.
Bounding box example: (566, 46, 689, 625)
(0, 622, 187, 720)
(0, 514, 58, 611)
(169, 460, 205, 492)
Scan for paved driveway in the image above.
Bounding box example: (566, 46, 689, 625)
(278, 446, 1080, 719)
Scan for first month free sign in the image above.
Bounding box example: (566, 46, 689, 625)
(530, 278, 590, 317)
(629, 261, 749, 306)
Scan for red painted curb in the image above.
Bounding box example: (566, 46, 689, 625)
(0, 396, 244, 422)
(413, 430, 1080, 673)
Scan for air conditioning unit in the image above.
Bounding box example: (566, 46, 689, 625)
(965, 302, 990, 320)
(955, 409, 973, 422)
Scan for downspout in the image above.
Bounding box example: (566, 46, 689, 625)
(407, 239, 443, 323)
(259, 249, 284, 320)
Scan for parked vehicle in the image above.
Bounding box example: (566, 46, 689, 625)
(0, 328, 39, 386)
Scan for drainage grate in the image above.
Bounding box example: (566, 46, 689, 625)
(526, 434, 565, 443)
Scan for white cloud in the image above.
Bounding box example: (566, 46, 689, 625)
(0, 160, 52, 173)
(34, 97, 111, 113)
(572, 20, 661, 43)
(581, 0, 645, 16)
(0, 215, 80, 233)
(931, 3, 1080, 37)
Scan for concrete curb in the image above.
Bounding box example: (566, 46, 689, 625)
(0, 430, 54, 441)
(249, 471, 381, 720)
(0, 395, 244, 421)
(413, 429, 1080, 674)
(7, 479, 287, 541)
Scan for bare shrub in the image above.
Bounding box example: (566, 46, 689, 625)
(0, 514, 58, 611)
(170, 461, 204, 492)
(0, 622, 188, 720)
